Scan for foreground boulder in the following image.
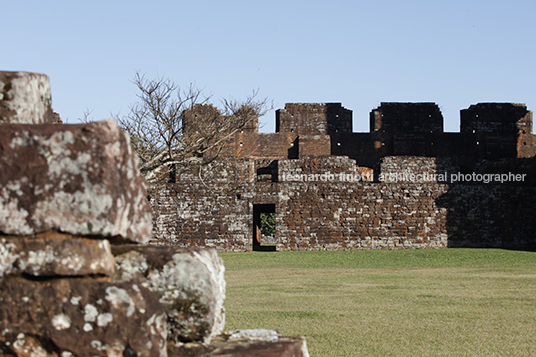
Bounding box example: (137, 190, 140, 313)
(0, 278, 167, 356)
(113, 246, 226, 344)
(0, 70, 309, 356)
(0, 120, 152, 243)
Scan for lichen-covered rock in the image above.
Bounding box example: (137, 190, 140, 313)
(167, 330, 310, 357)
(0, 278, 167, 357)
(0, 231, 115, 278)
(113, 246, 225, 344)
(0, 71, 53, 124)
(224, 329, 282, 342)
(0, 120, 152, 243)
(1, 334, 59, 357)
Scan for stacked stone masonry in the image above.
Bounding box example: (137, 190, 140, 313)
(0, 71, 309, 356)
(151, 102, 536, 251)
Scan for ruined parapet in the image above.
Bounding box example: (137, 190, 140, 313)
(0, 71, 53, 124)
(460, 103, 531, 135)
(460, 103, 536, 159)
(276, 103, 352, 135)
(226, 101, 536, 162)
(370, 102, 444, 134)
(366, 102, 445, 157)
(296, 134, 331, 157)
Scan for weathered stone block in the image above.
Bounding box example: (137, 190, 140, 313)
(113, 246, 225, 344)
(167, 330, 310, 357)
(0, 71, 53, 124)
(0, 120, 152, 243)
(0, 278, 167, 357)
(0, 232, 115, 278)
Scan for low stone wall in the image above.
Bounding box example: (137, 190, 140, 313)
(277, 182, 449, 250)
(379, 156, 455, 183)
(150, 165, 536, 251)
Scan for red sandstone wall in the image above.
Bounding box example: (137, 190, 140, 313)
(149, 183, 254, 251)
(275, 182, 449, 250)
(149, 176, 536, 251)
(219, 102, 536, 167)
(149, 102, 536, 252)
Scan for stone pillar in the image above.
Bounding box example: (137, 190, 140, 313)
(0, 71, 53, 124)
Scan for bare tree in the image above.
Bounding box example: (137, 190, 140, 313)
(78, 108, 94, 124)
(115, 72, 270, 184)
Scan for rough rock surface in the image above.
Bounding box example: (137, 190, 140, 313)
(0, 231, 115, 278)
(0, 120, 152, 243)
(113, 246, 225, 344)
(0, 71, 309, 356)
(167, 329, 310, 357)
(0, 278, 167, 357)
(0, 71, 53, 124)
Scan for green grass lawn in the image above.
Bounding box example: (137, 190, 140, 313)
(219, 249, 536, 357)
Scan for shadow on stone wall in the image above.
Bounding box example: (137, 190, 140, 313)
(435, 157, 536, 251)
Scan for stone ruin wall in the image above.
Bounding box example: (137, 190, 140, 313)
(150, 102, 536, 252)
(150, 166, 536, 251)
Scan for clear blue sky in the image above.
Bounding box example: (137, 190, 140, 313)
(2, 0, 535, 132)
